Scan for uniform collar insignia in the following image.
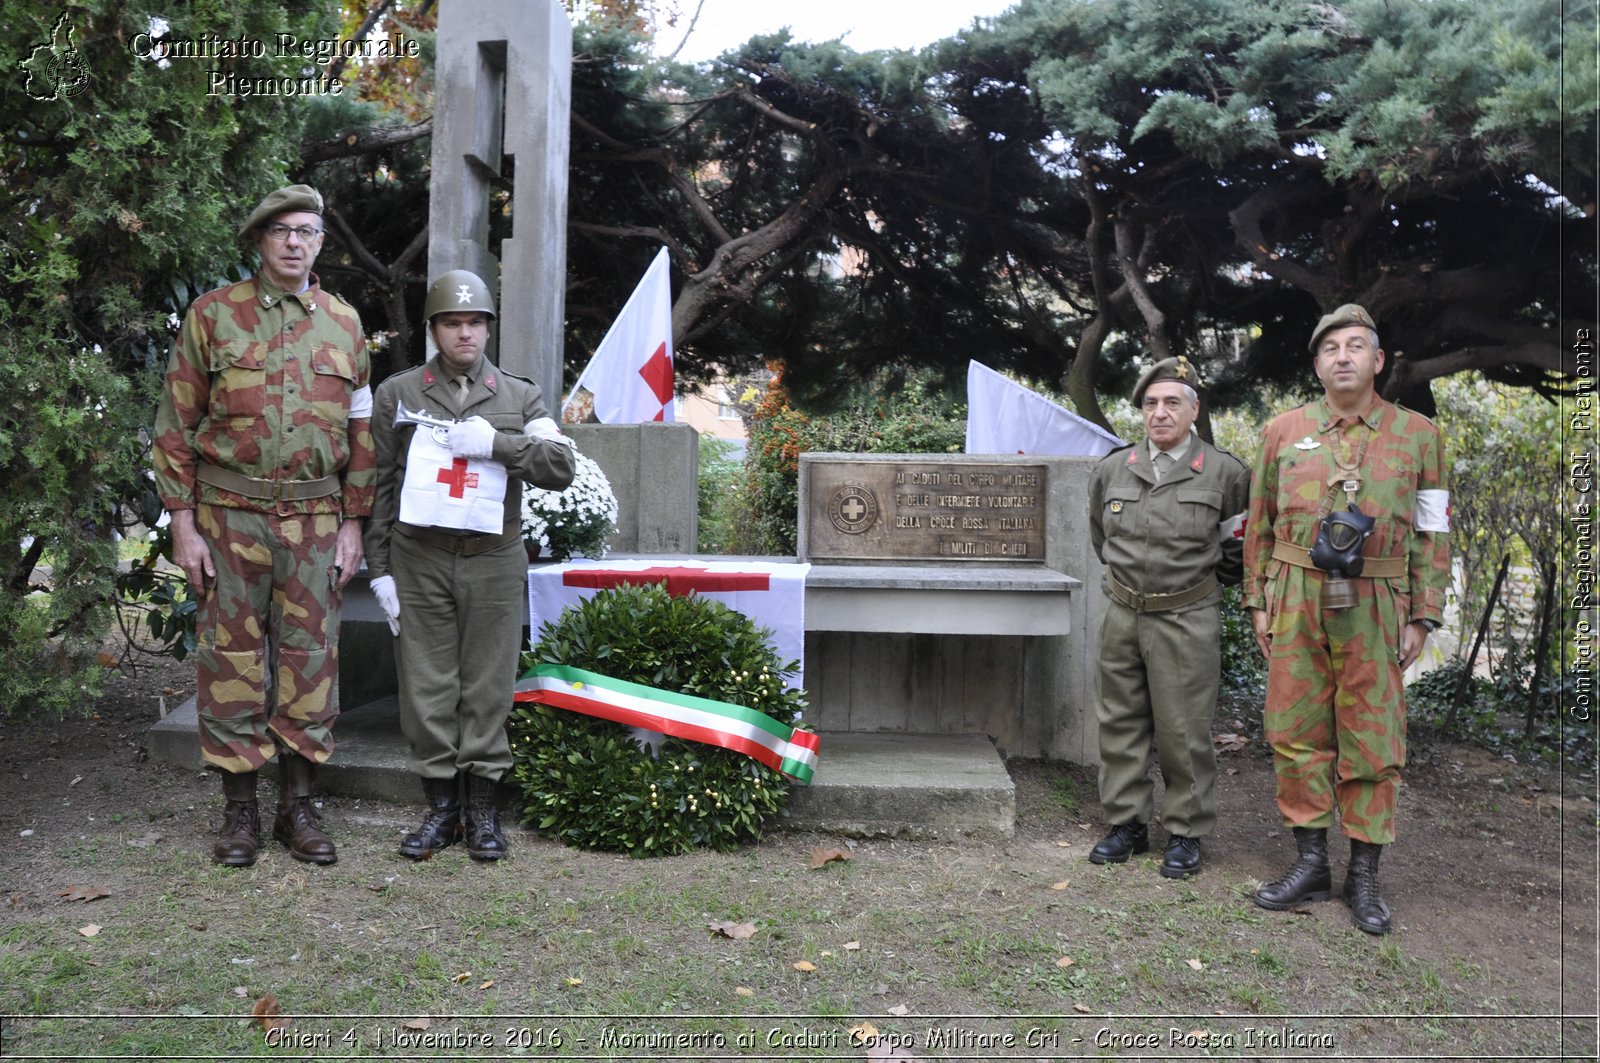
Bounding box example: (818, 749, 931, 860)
(1190, 451, 1205, 472)
(1294, 436, 1321, 450)
(1126, 449, 1139, 465)
(423, 369, 436, 385)
(485, 373, 496, 391)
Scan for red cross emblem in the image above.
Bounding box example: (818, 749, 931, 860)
(436, 458, 480, 498)
(639, 342, 673, 421)
(564, 565, 770, 596)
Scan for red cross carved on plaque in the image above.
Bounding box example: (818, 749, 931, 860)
(563, 565, 770, 597)
(436, 457, 479, 498)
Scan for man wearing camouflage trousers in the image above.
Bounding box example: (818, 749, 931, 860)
(1087, 357, 1249, 879)
(153, 185, 375, 867)
(1244, 304, 1450, 934)
(364, 270, 574, 862)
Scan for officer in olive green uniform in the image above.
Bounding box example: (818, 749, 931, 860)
(365, 271, 575, 861)
(153, 184, 375, 868)
(1087, 357, 1249, 878)
(1245, 305, 1449, 935)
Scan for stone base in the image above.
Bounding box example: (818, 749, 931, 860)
(784, 732, 1015, 839)
(148, 702, 1014, 838)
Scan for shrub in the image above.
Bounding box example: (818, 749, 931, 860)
(508, 583, 809, 856)
(520, 449, 618, 562)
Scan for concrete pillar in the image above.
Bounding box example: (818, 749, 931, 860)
(429, 0, 571, 406)
(566, 423, 700, 554)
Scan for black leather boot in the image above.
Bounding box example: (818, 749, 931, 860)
(1254, 826, 1332, 909)
(273, 755, 338, 865)
(1343, 839, 1393, 935)
(1089, 822, 1149, 864)
(463, 774, 507, 861)
(400, 776, 461, 859)
(213, 771, 260, 867)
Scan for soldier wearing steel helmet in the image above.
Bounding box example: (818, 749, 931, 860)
(365, 269, 575, 861)
(1086, 356, 1249, 880)
(1244, 304, 1450, 935)
(153, 183, 375, 868)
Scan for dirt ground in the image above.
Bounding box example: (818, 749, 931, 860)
(2, 655, 1597, 1059)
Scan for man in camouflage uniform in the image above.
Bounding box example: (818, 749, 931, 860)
(365, 270, 574, 861)
(154, 185, 375, 867)
(1244, 305, 1450, 934)
(1087, 357, 1249, 879)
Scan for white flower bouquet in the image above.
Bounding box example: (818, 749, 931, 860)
(521, 449, 619, 562)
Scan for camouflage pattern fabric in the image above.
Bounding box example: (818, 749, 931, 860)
(1089, 436, 1250, 837)
(1243, 396, 1449, 844)
(366, 356, 575, 780)
(152, 273, 375, 517)
(194, 505, 341, 771)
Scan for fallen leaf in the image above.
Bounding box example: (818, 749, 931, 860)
(97, 652, 120, 669)
(708, 920, 758, 940)
(1055, 840, 1071, 847)
(252, 994, 290, 1033)
(1214, 733, 1248, 751)
(232, 987, 248, 998)
(365, 882, 389, 894)
(478, 980, 494, 990)
(850, 1021, 880, 1045)
(451, 971, 471, 984)
(1050, 880, 1070, 891)
(57, 885, 111, 903)
(735, 986, 754, 998)
(1186, 958, 1204, 971)
(78, 924, 102, 937)
(820, 949, 833, 958)
(1056, 956, 1075, 969)
(1072, 1003, 1092, 1014)
(844, 940, 861, 951)
(1189, 1028, 1211, 1041)
(1225, 767, 1240, 775)
(7, 894, 22, 907)
(126, 833, 162, 849)
(886, 1003, 910, 1017)
(188, 922, 207, 932)
(792, 960, 817, 973)
(403, 1017, 431, 1031)
(564, 977, 583, 987)
(69, 775, 84, 787)
(867, 1044, 925, 1061)
(809, 847, 852, 869)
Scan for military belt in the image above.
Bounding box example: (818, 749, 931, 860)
(196, 463, 340, 502)
(1271, 541, 1406, 579)
(396, 522, 521, 557)
(1105, 572, 1218, 614)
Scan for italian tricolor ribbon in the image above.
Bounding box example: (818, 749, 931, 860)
(514, 663, 821, 783)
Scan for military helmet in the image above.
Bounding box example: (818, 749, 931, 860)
(424, 269, 497, 321)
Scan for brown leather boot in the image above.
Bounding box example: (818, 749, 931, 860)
(212, 771, 260, 867)
(273, 756, 337, 865)
(400, 775, 461, 859)
(463, 774, 507, 861)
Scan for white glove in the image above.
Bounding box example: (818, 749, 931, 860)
(448, 415, 497, 459)
(370, 574, 401, 636)
(525, 416, 574, 447)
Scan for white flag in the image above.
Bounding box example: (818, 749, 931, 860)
(964, 360, 1124, 458)
(564, 247, 675, 424)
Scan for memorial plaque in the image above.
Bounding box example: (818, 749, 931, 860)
(802, 457, 1047, 562)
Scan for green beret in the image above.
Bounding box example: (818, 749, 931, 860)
(238, 184, 324, 238)
(1132, 356, 1202, 406)
(1309, 303, 1377, 353)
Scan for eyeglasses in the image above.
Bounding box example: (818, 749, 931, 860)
(261, 223, 323, 242)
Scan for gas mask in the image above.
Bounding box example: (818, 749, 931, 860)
(1310, 505, 1374, 610)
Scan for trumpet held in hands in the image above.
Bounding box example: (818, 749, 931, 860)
(394, 400, 456, 445)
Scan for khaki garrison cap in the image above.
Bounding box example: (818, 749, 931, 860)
(238, 184, 324, 238)
(1131, 355, 1202, 406)
(1309, 303, 1377, 353)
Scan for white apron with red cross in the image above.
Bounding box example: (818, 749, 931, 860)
(398, 429, 507, 534)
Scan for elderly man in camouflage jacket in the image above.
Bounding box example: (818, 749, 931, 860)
(1244, 304, 1450, 934)
(153, 184, 375, 868)
(1087, 357, 1250, 879)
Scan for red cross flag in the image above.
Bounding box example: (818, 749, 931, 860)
(528, 559, 811, 688)
(398, 428, 507, 534)
(563, 247, 675, 424)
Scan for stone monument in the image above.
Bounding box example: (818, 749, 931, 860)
(429, 0, 572, 406)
